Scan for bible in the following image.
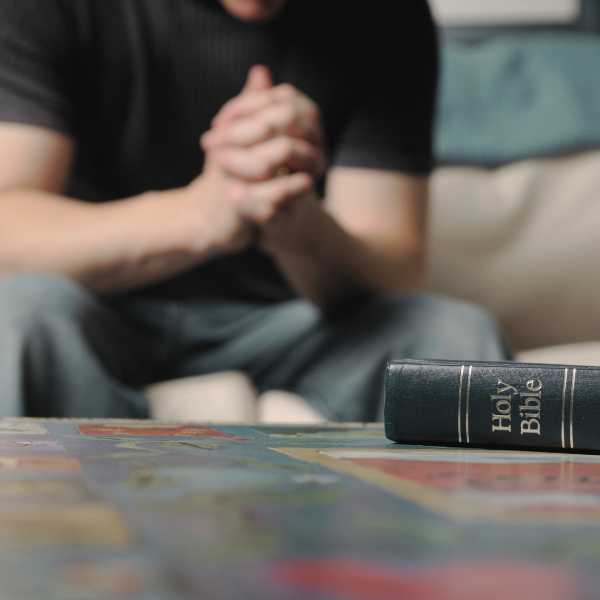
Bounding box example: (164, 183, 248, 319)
(384, 359, 600, 453)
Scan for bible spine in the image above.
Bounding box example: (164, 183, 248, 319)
(384, 359, 600, 453)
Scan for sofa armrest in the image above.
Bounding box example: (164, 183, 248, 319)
(427, 150, 600, 350)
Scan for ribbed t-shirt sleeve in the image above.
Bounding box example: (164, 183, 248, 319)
(0, 0, 76, 134)
(332, 2, 439, 175)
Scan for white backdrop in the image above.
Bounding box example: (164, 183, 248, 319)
(429, 0, 581, 25)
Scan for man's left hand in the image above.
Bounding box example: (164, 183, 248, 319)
(202, 65, 326, 187)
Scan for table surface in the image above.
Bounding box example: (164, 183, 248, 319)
(0, 418, 599, 599)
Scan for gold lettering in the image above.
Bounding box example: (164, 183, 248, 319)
(491, 395, 511, 415)
(526, 378, 543, 393)
(490, 377, 544, 437)
(492, 413, 512, 432)
(521, 418, 541, 435)
(519, 395, 541, 418)
(497, 380, 518, 395)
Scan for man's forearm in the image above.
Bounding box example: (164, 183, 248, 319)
(0, 186, 216, 294)
(262, 196, 426, 308)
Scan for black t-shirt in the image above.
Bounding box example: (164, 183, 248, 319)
(0, 0, 438, 301)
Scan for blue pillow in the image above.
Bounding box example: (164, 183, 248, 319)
(435, 33, 600, 165)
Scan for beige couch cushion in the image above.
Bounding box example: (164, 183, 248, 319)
(517, 342, 600, 366)
(146, 372, 257, 422)
(146, 373, 325, 423)
(428, 150, 600, 351)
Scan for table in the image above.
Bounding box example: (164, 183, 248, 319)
(0, 418, 598, 599)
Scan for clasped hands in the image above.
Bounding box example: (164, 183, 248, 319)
(197, 64, 327, 255)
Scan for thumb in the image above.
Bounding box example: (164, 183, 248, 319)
(242, 64, 273, 93)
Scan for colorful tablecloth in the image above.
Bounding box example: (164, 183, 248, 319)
(0, 419, 598, 599)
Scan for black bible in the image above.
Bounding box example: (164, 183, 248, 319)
(384, 359, 600, 453)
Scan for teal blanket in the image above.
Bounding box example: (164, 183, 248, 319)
(435, 34, 600, 165)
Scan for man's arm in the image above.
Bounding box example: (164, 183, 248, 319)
(259, 167, 427, 306)
(0, 123, 205, 294)
(204, 68, 429, 307)
(0, 0, 225, 293)
(0, 122, 311, 294)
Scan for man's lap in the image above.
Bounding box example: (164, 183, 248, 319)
(0, 272, 509, 419)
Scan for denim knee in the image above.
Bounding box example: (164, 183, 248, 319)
(352, 293, 510, 361)
(0, 272, 93, 338)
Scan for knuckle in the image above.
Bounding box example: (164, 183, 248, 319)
(277, 83, 296, 98)
(277, 137, 294, 158)
(261, 184, 278, 204)
(277, 181, 296, 202)
(259, 118, 273, 138)
(250, 147, 271, 176)
(200, 130, 216, 150)
(282, 103, 297, 123)
(246, 145, 264, 168)
(297, 138, 312, 154)
(305, 102, 320, 121)
(293, 172, 313, 191)
(257, 158, 274, 179)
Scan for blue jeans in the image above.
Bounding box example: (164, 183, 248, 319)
(0, 273, 510, 420)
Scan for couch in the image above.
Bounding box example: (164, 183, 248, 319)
(148, 148, 600, 423)
(150, 11, 600, 423)
(429, 149, 600, 362)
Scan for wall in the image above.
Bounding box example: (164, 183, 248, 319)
(429, 0, 580, 26)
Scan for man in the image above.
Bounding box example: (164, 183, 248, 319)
(0, 0, 508, 420)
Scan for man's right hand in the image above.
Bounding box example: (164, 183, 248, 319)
(180, 67, 272, 258)
(0, 66, 307, 293)
(185, 155, 256, 257)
